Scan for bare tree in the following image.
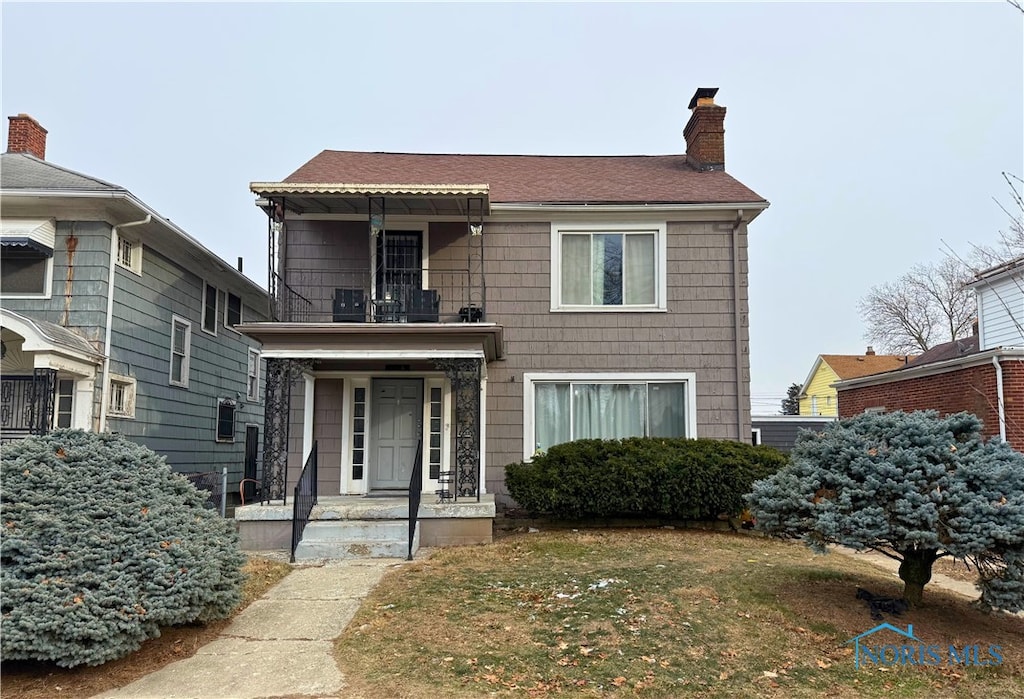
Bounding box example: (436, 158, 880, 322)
(859, 257, 975, 354)
(969, 173, 1024, 268)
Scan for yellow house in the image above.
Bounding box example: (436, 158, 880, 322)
(799, 348, 913, 416)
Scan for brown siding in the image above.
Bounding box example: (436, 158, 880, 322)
(313, 378, 344, 494)
(284, 220, 368, 316)
(483, 219, 750, 500)
(837, 360, 1024, 451)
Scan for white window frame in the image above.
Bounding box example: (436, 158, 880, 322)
(225, 292, 243, 330)
(550, 222, 667, 312)
(169, 315, 191, 387)
(108, 374, 137, 419)
(522, 371, 697, 460)
(202, 282, 219, 336)
(115, 233, 142, 275)
(216, 398, 236, 443)
(247, 348, 261, 402)
(751, 427, 762, 446)
(1, 218, 56, 299)
(1, 244, 54, 299)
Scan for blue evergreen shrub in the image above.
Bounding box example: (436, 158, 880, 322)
(1, 430, 246, 667)
(747, 411, 1024, 610)
(505, 437, 787, 520)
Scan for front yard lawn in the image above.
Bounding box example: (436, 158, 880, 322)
(336, 529, 1022, 698)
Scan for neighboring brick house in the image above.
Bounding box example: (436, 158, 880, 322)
(235, 87, 768, 553)
(836, 256, 1024, 450)
(797, 348, 914, 416)
(0, 115, 269, 503)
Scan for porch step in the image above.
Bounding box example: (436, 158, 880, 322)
(293, 520, 419, 561)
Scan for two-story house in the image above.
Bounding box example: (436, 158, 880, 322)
(0, 114, 269, 506)
(797, 348, 914, 416)
(235, 88, 768, 556)
(837, 256, 1024, 450)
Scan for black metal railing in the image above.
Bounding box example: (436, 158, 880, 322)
(407, 439, 424, 561)
(275, 267, 484, 324)
(272, 272, 313, 323)
(290, 441, 318, 563)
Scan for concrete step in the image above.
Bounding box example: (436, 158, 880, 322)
(293, 520, 419, 561)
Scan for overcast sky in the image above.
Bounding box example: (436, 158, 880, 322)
(2, 2, 1021, 412)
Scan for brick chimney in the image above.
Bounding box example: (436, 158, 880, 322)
(7, 114, 48, 160)
(683, 87, 726, 171)
(866, 346, 876, 356)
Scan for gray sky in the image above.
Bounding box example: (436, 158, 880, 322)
(2, 2, 1021, 413)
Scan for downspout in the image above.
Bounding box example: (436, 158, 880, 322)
(99, 215, 151, 432)
(992, 355, 1006, 443)
(731, 210, 745, 442)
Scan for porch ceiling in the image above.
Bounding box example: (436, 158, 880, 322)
(235, 321, 504, 362)
(250, 183, 490, 217)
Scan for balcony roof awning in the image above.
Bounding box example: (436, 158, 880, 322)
(235, 321, 504, 362)
(249, 182, 490, 217)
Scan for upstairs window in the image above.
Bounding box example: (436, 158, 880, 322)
(116, 234, 142, 274)
(202, 283, 218, 335)
(169, 316, 191, 387)
(247, 348, 260, 401)
(1, 218, 55, 298)
(552, 223, 666, 311)
(225, 293, 242, 328)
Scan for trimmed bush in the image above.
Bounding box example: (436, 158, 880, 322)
(1, 430, 246, 667)
(505, 437, 787, 520)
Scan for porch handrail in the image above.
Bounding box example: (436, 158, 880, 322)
(272, 271, 314, 322)
(290, 441, 318, 563)
(407, 439, 424, 561)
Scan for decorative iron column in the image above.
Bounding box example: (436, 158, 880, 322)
(29, 368, 57, 435)
(466, 197, 486, 321)
(267, 198, 286, 321)
(261, 358, 310, 503)
(435, 357, 482, 501)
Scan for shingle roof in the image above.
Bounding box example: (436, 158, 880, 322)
(821, 354, 914, 380)
(282, 151, 765, 205)
(1, 152, 123, 191)
(906, 335, 980, 368)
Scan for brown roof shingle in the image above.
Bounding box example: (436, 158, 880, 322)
(283, 151, 765, 205)
(821, 354, 915, 380)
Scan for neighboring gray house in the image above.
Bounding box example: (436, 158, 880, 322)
(751, 415, 837, 452)
(236, 87, 768, 551)
(0, 114, 268, 504)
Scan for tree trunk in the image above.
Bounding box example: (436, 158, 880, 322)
(898, 548, 939, 607)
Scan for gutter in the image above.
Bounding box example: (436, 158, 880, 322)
(99, 214, 151, 432)
(731, 209, 746, 442)
(993, 355, 1006, 443)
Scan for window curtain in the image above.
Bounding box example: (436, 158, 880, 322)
(624, 234, 655, 304)
(535, 383, 570, 452)
(648, 383, 686, 438)
(562, 235, 591, 305)
(572, 383, 646, 440)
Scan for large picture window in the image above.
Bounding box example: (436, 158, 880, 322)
(524, 372, 696, 458)
(552, 223, 666, 311)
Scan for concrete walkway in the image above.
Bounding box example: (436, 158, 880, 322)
(93, 558, 404, 699)
(832, 546, 982, 599)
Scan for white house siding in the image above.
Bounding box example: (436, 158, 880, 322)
(978, 274, 1024, 350)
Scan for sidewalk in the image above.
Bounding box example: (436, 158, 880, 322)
(832, 546, 982, 599)
(93, 558, 405, 699)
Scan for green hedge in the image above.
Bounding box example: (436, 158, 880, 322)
(1, 430, 246, 667)
(505, 437, 788, 520)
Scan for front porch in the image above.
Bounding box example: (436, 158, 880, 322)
(236, 494, 496, 558)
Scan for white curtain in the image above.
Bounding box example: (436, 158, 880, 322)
(562, 235, 590, 305)
(535, 383, 570, 452)
(649, 383, 686, 437)
(624, 234, 655, 304)
(572, 383, 647, 440)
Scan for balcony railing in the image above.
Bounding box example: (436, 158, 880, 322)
(272, 267, 484, 324)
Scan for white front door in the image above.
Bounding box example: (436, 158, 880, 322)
(369, 378, 423, 490)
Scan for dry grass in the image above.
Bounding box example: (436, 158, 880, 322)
(1, 555, 292, 699)
(335, 529, 1024, 698)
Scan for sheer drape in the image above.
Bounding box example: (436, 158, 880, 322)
(562, 234, 590, 305)
(624, 234, 655, 304)
(572, 383, 647, 440)
(535, 383, 570, 452)
(649, 382, 686, 437)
